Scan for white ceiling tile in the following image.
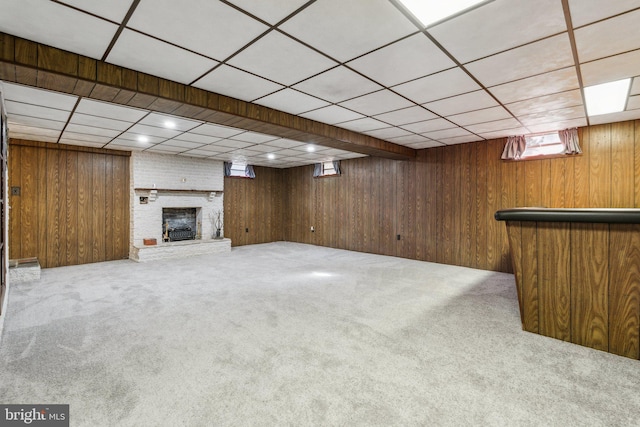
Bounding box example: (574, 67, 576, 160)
(169, 133, 220, 145)
(74, 99, 147, 122)
(518, 106, 585, 127)
(489, 67, 580, 104)
(60, 131, 113, 144)
(1, 82, 78, 110)
(422, 127, 473, 140)
(270, 148, 304, 157)
(628, 95, 640, 110)
(447, 106, 512, 127)
(193, 65, 284, 102)
(506, 90, 584, 116)
(293, 66, 382, 103)
(526, 118, 588, 134)
(7, 115, 66, 130)
(144, 148, 183, 155)
(589, 110, 640, 125)
(575, 9, 640, 63)
(215, 139, 255, 149)
(226, 0, 310, 24)
(255, 89, 330, 115)
(479, 127, 530, 140)
(178, 151, 210, 158)
(580, 49, 640, 86)
(465, 33, 575, 87)
(231, 132, 279, 144)
(388, 134, 434, 145)
(364, 127, 413, 140)
(128, 0, 268, 60)
(190, 124, 243, 139)
(60, 139, 105, 148)
(69, 113, 133, 131)
(438, 136, 484, 145)
(347, 33, 456, 86)
(185, 143, 227, 153)
(244, 144, 281, 153)
(64, 124, 121, 138)
(228, 31, 336, 86)
(127, 124, 181, 139)
(373, 106, 437, 126)
(401, 118, 455, 134)
(105, 138, 151, 151)
(338, 90, 414, 116)
(162, 139, 206, 149)
(423, 90, 498, 116)
(59, 0, 133, 22)
(466, 118, 523, 134)
(10, 133, 59, 143)
(7, 125, 61, 139)
(568, 0, 640, 27)
(107, 29, 218, 85)
(406, 141, 445, 149)
(0, 0, 118, 59)
(117, 133, 166, 144)
(137, 113, 202, 132)
(280, 0, 417, 62)
(392, 68, 480, 104)
(335, 117, 389, 132)
(147, 144, 185, 153)
(300, 106, 364, 124)
(429, 0, 566, 63)
(5, 101, 72, 122)
(632, 77, 640, 95)
(264, 139, 305, 149)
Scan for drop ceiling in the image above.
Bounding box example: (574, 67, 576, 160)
(0, 0, 639, 168)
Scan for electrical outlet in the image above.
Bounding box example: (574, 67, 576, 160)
(396, 234, 401, 240)
(245, 228, 249, 233)
(311, 226, 315, 232)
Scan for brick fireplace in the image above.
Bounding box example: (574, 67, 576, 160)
(129, 152, 230, 261)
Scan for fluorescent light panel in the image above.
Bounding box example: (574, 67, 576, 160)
(398, 0, 489, 27)
(584, 78, 631, 116)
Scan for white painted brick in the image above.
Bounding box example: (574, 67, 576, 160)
(130, 152, 227, 255)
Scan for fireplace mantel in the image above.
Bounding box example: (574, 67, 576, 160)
(135, 188, 223, 202)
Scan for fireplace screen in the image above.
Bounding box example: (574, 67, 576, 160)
(162, 208, 197, 242)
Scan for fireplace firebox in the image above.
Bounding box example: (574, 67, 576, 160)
(162, 208, 198, 242)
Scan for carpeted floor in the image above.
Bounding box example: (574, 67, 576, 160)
(1, 242, 639, 426)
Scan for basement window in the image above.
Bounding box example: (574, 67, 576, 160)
(229, 162, 247, 177)
(521, 133, 564, 159)
(314, 161, 341, 177)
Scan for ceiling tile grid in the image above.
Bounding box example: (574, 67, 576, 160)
(2, 0, 640, 167)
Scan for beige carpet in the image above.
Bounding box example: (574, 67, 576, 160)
(1, 242, 639, 426)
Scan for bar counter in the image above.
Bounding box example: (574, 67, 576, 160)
(495, 208, 640, 360)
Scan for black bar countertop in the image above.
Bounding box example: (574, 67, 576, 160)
(495, 208, 640, 224)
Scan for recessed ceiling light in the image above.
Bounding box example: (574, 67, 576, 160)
(584, 78, 631, 117)
(398, 0, 490, 27)
(267, 153, 276, 160)
(163, 120, 176, 129)
(306, 145, 316, 152)
(137, 135, 149, 143)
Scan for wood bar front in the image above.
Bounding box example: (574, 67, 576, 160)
(495, 208, 640, 360)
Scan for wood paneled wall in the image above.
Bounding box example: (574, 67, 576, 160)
(8, 140, 130, 268)
(223, 166, 285, 246)
(223, 120, 640, 274)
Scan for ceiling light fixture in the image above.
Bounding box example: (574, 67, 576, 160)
(584, 78, 631, 117)
(397, 0, 490, 27)
(267, 153, 276, 160)
(163, 120, 176, 129)
(137, 135, 149, 143)
(306, 145, 316, 152)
